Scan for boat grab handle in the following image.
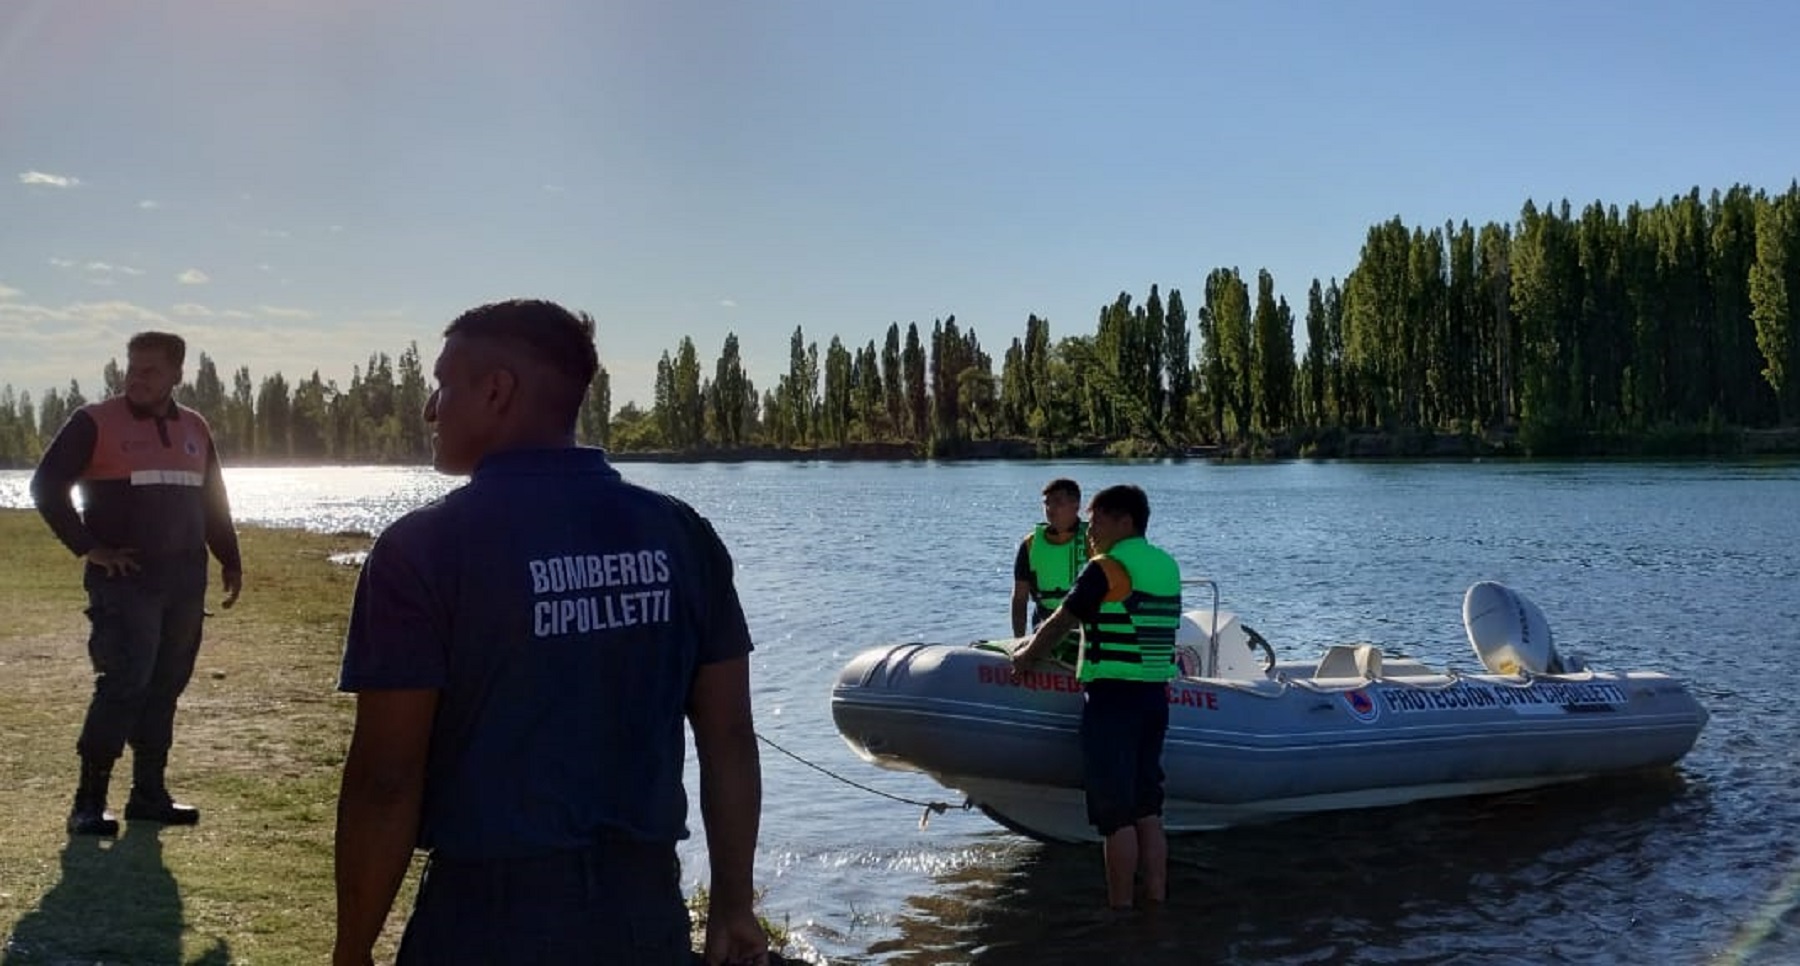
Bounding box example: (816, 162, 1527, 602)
(1181, 578, 1222, 677)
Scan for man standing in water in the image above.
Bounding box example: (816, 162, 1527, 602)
(332, 299, 768, 965)
(1011, 484, 1181, 909)
(31, 330, 244, 837)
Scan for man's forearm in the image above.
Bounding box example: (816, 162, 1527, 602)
(333, 776, 422, 962)
(1016, 609, 1077, 663)
(699, 725, 762, 912)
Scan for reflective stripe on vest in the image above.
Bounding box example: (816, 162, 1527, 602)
(1078, 536, 1182, 683)
(1027, 521, 1088, 614)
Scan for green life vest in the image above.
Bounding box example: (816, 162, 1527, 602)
(1027, 521, 1089, 617)
(1078, 536, 1182, 684)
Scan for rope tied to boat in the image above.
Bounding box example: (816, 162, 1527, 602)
(754, 731, 972, 830)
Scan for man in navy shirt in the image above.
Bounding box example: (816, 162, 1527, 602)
(332, 300, 767, 966)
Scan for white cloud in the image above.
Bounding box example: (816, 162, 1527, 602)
(720, 299, 738, 308)
(50, 260, 147, 282)
(19, 170, 80, 187)
(172, 303, 214, 318)
(328, 225, 344, 233)
(257, 263, 274, 272)
(256, 305, 315, 321)
(177, 269, 210, 285)
(138, 199, 160, 210)
(0, 283, 20, 299)
(0, 298, 171, 329)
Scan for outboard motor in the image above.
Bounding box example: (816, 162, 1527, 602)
(1175, 610, 1268, 679)
(1463, 581, 1562, 674)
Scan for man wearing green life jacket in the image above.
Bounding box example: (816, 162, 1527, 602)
(1011, 484, 1180, 909)
(1011, 479, 1089, 665)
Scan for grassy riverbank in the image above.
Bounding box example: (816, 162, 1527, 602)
(0, 508, 393, 964)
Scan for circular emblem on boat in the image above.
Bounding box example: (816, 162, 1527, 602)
(1342, 689, 1380, 723)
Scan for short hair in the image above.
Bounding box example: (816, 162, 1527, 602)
(128, 331, 187, 367)
(443, 299, 600, 420)
(1089, 484, 1150, 534)
(1042, 477, 1081, 500)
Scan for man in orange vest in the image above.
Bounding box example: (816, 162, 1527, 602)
(31, 331, 244, 837)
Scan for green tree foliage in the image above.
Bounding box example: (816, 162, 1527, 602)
(929, 316, 992, 446)
(1200, 268, 1252, 437)
(852, 341, 884, 439)
(228, 367, 255, 458)
(708, 333, 748, 447)
(1251, 270, 1295, 432)
(881, 324, 904, 442)
(256, 372, 292, 458)
(1162, 290, 1192, 439)
(1751, 184, 1800, 421)
(779, 327, 820, 446)
(822, 336, 853, 446)
(577, 362, 612, 448)
(37, 387, 72, 440)
(902, 323, 928, 441)
(395, 343, 429, 460)
(291, 372, 332, 460)
(0, 387, 42, 466)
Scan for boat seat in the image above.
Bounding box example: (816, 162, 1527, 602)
(1314, 644, 1383, 681)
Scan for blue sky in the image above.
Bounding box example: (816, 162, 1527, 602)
(4, 0, 1797, 407)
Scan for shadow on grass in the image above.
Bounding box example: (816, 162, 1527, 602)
(2, 823, 229, 965)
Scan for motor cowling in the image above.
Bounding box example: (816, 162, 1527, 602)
(1463, 581, 1560, 675)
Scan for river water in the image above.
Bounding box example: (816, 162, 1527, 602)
(5, 458, 1799, 964)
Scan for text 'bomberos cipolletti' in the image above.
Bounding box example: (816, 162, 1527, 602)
(529, 550, 673, 638)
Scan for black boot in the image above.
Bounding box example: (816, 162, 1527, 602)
(125, 751, 200, 826)
(68, 759, 120, 837)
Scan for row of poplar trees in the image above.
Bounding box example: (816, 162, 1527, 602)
(2, 182, 1798, 466)
(636, 182, 1800, 453)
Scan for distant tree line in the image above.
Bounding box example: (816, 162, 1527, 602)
(3, 181, 1798, 467)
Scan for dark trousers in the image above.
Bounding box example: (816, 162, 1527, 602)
(398, 839, 692, 965)
(77, 563, 207, 766)
(1080, 679, 1170, 836)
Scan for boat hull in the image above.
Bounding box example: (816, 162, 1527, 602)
(831, 642, 1709, 843)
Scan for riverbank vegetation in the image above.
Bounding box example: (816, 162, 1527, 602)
(4, 181, 1799, 466)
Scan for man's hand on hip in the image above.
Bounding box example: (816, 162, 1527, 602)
(85, 546, 139, 577)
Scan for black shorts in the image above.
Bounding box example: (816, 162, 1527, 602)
(1079, 679, 1169, 836)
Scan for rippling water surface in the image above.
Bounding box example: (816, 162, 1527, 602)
(6, 458, 1800, 964)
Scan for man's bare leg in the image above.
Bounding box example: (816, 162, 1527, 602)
(1103, 825, 1140, 908)
(1135, 815, 1167, 903)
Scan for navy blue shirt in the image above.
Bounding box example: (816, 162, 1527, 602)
(338, 447, 753, 860)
